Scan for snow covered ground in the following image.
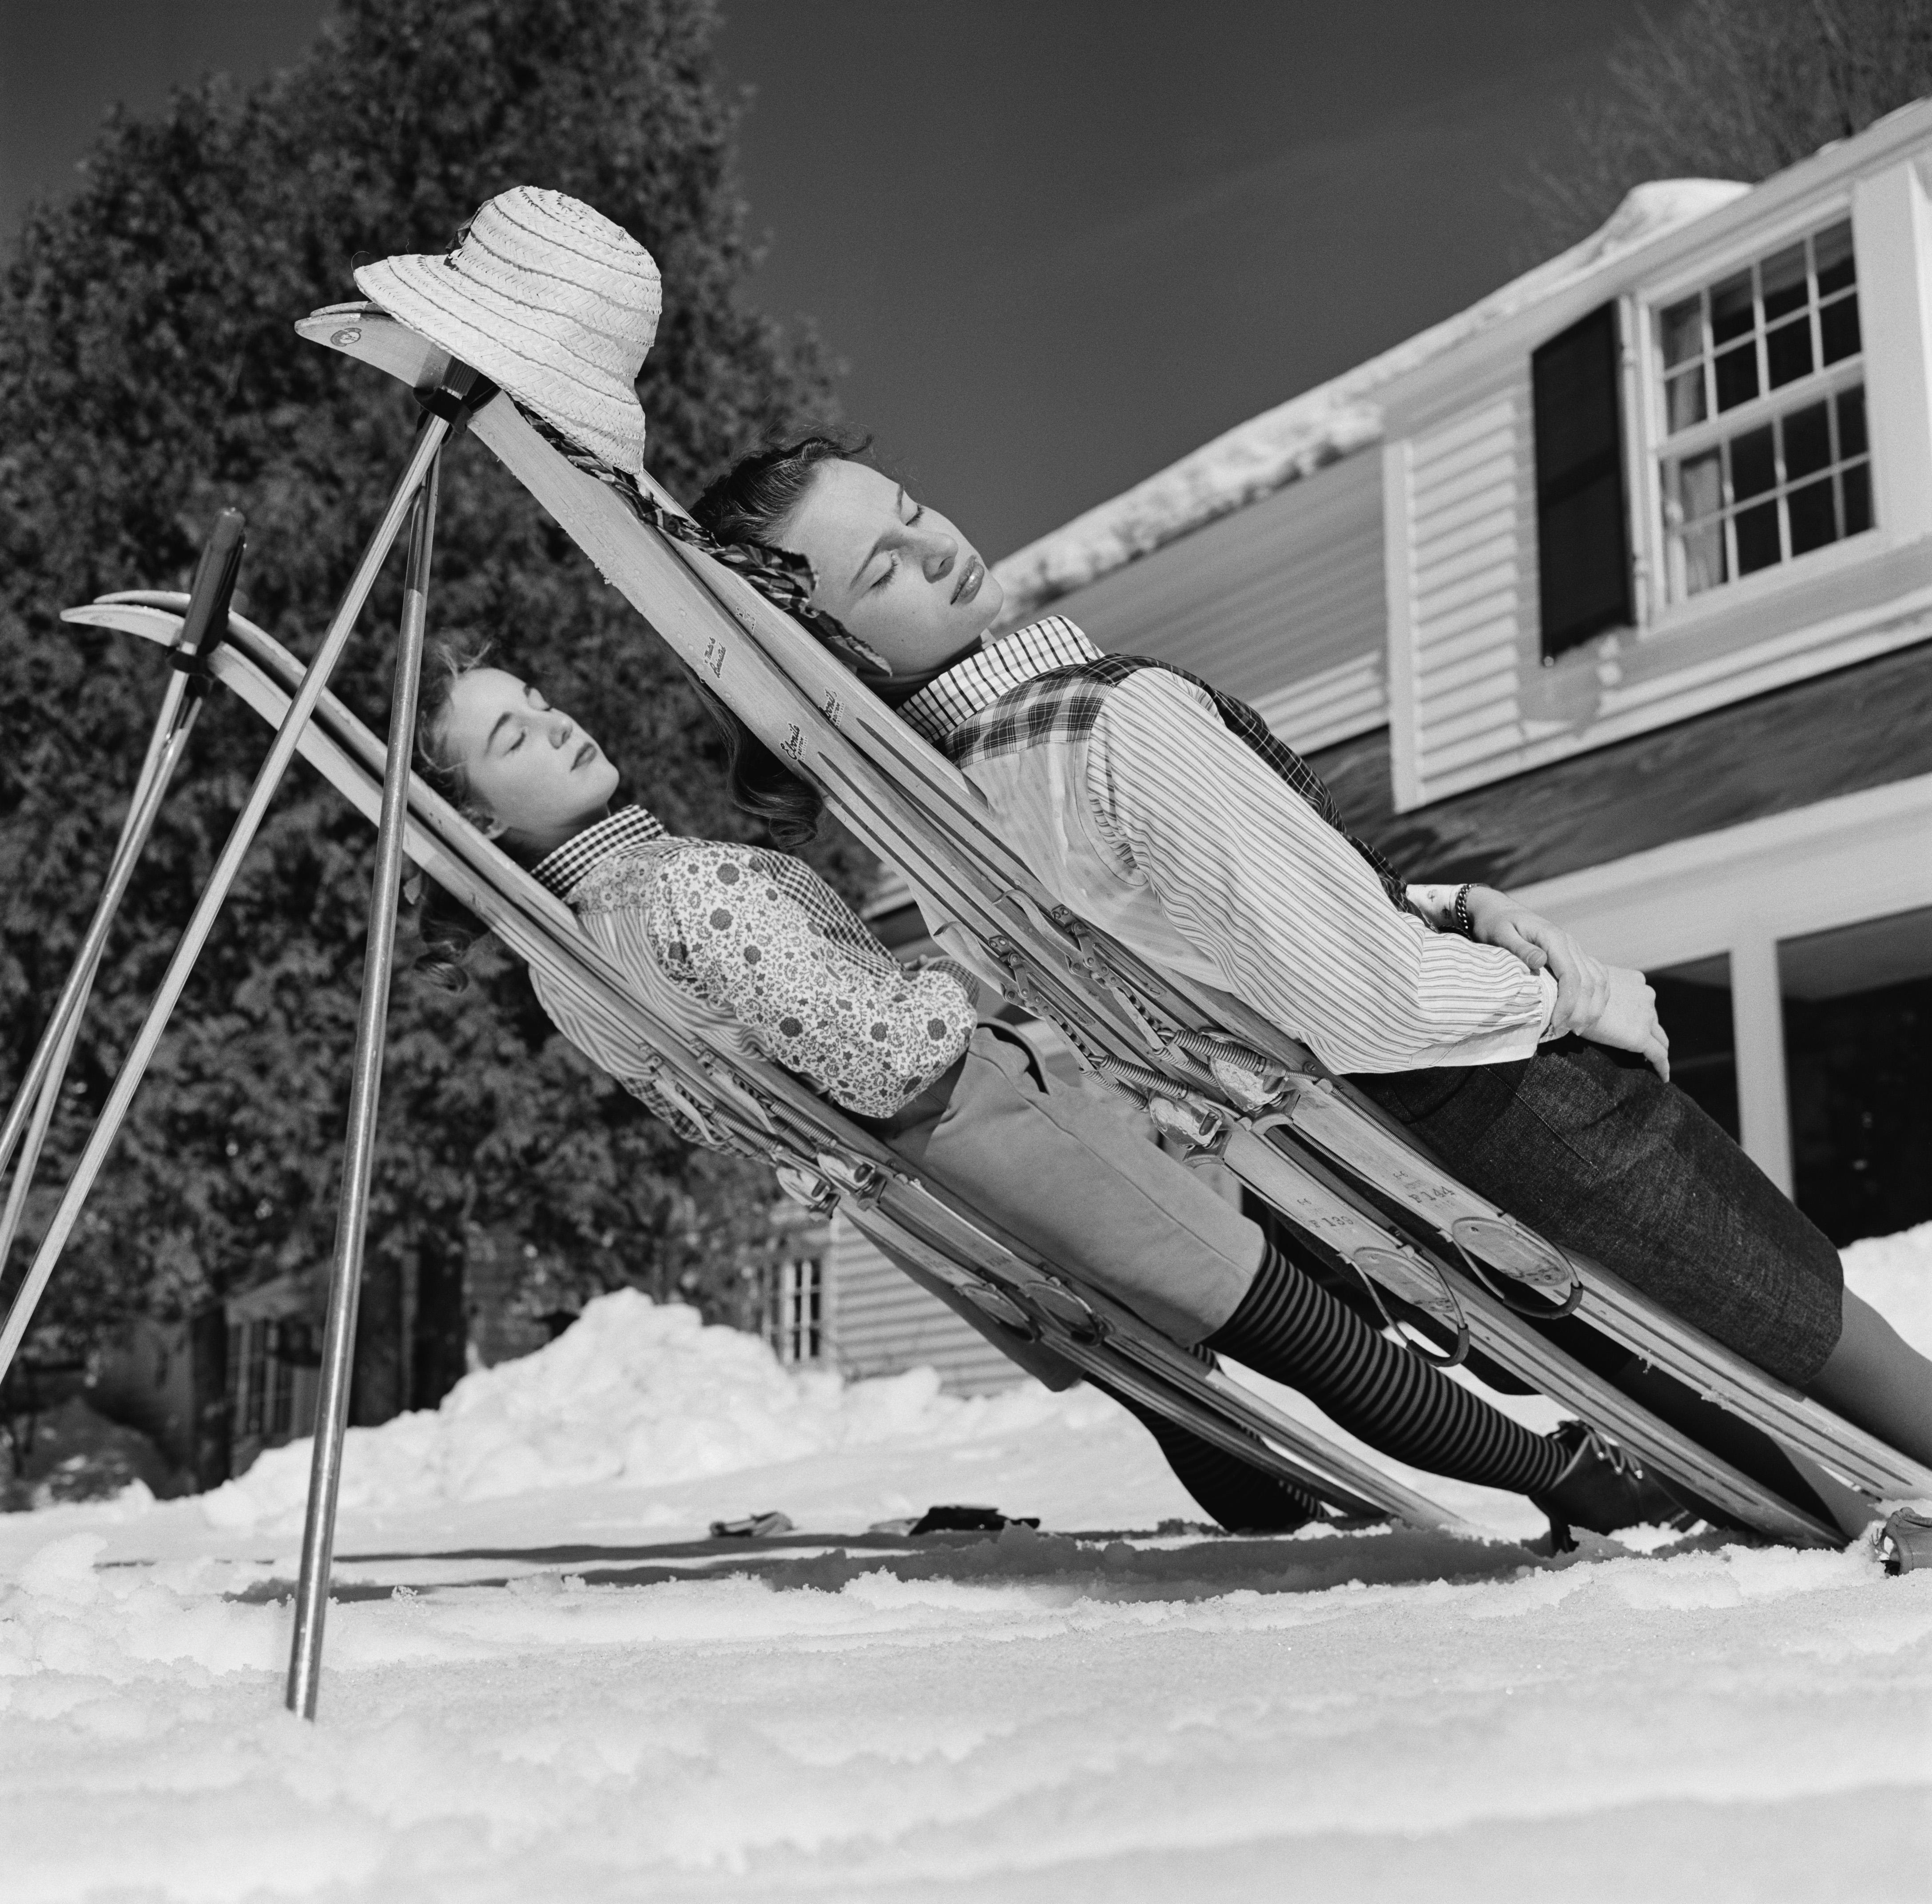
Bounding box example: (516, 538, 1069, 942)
(3, 1229, 1929, 1902)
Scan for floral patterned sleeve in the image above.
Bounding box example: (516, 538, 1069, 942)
(643, 843, 975, 1118)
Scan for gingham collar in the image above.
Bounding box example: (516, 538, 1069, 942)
(530, 804, 666, 900)
(898, 617, 1100, 744)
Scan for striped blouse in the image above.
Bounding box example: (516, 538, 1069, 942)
(900, 621, 1557, 1075)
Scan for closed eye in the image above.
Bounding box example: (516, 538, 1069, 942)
(870, 554, 900, 591)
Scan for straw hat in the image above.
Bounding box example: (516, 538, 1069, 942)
(354, 187, 661, 474)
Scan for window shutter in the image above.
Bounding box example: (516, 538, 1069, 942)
(1532, 302, 1633, 659)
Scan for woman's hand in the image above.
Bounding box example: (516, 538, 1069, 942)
(1460, 887, 1611, 1043)
(1569, 964, 1671, 1081)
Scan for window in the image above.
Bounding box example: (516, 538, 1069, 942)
(1533, 303, 1633, 660)
(1779, 906, 1932, 1246)
(1656, 220, 1870, 602)
(226, 1318, 298, 1441)
(1648, 954, 1738, 1140)
(763, 1254, 824, 1365)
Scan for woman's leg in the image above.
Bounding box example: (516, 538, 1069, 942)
(1096, 1374, 1323, 1533)
(1808, 1291, 1932, 1466)
(1208, 1243, 1568, 1494)
(891, 1029, 1672, 1525)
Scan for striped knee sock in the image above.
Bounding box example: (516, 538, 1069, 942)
(1207, 1244, 1566, 1495)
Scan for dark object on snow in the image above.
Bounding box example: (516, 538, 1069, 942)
(709, 1510, 794, 1538)
(1879, 1507, 1932, 1575)
(1532, 1420, 1689, 1552)
(907, 1504, 1041, 1536)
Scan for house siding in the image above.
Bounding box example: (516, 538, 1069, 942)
(1382, 127, 1932, 808)
(1048, 449, 1388, 754)
(828, 1216, 1029, 1394)
(1310, 639, 1932, 890)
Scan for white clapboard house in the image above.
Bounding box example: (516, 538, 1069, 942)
(813, 100, 1932, 1392)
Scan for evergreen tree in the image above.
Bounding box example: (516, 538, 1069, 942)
(0, 0, 847, 1433)
(1529, 0, 1932, 247)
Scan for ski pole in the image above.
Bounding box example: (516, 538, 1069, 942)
(0, 514, 244, 1189)
(0, 424, 445, 1391)
(286, 449, 437, 1720)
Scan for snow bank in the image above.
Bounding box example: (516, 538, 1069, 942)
(198, 1290, 1118, 1532)
(2, 1234, 1929, 1900)
(1843, 1220, 1932, 1353)
(991, 179, 1751, 625)
(188, 1222, 1931, 1536)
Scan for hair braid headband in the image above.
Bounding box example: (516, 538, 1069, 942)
(512, 404, 885, 673)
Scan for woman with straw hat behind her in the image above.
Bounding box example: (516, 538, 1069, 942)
(398, 628, 1677, 1542)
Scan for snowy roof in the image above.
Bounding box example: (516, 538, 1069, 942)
(990, 179, 1751, 630)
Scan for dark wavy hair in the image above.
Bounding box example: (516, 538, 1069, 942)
(688, 433, 871, 847)
(405, 633, 501, 991)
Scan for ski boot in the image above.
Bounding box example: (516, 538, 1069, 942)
(1533, 1420, 1690, 1552)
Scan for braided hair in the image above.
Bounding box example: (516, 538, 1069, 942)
(688, 435, 873, 847)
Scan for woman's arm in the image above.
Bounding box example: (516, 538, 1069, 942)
(1085, 672, 1559, 1073)
(645, 843, 975, 1117)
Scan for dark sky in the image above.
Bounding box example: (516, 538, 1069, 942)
(0, 0, 1674, 555)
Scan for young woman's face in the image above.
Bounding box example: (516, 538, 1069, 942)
(437, 666, 620, 842)
(779, 460, 1006, 676)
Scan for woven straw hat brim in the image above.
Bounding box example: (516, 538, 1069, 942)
(354, 188, 660, 476)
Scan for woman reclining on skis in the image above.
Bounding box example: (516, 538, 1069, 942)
(686, 437, 1932, 1476)
(405, 636, 1678, 1540)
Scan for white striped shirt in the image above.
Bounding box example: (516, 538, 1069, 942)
(905, 624, 1558, 1075)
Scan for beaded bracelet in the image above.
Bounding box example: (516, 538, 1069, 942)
(1452, 882, 1477, 938)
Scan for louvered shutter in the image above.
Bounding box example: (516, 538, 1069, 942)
(1532, 302, 1633, 659)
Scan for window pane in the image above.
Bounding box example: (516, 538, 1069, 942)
(1674, 447, 1724, 521)
(1760, 241, 1809, 322)
(1836, 384, 1867, 458)
(1666, 366, 1707, 432)
(1714, 340, 1760, 410)
(1842, 460, 1873, 536)
(1710, 268, 1755, 343)
(1678, 522, 1727, 595)
(1735, 498, 1781, 572)
(1730, 422, 1776, 499)
(1650, 956, 1738, 1139)
(1819, 293, 1861, 365)
(1782, 398, 1832, 481)
(1765, 313, 1814, 388)
(1659, 295, 1704, 368)
(1779, 905, 1932, 1245)
(1786, 474, 1838, 554)
(1813, 219, 1856, 298)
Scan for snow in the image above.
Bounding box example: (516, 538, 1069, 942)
(991, 180, 1751, 628)
(1, 1224, 1928, 1901)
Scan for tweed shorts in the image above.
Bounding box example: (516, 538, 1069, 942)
(1356, 1039, 1844, 1387)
